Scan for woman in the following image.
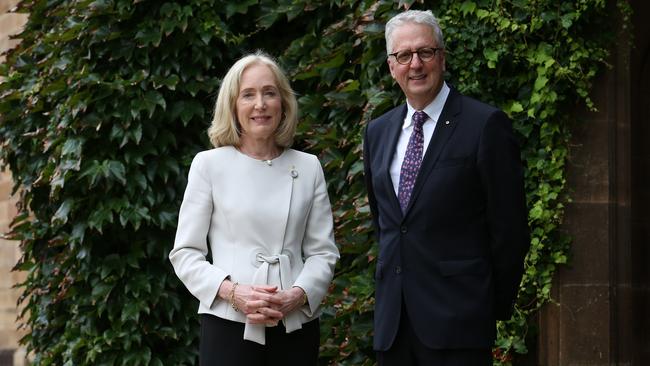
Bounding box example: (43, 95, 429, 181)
(169, 51, 339, 365)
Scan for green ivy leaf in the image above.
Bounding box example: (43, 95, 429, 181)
(460, 1, 477, 16)
(52, 199, 73, 225)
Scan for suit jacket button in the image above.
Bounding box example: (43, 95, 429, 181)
(400, 226, 407, 234)
(395, 266, 402, 274)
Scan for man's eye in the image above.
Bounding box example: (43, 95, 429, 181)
(419, 50, 434, 58)
(396, 52, 411, 62)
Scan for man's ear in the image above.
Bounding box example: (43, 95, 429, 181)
(441, 50, 446, 72)
(387, 58, 396, 79)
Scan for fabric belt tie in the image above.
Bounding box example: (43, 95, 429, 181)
(243, 252, 303, 345)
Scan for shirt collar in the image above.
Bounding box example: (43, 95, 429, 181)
(403, 82, 450, 129)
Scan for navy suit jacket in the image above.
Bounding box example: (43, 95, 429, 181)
(363, 87, 530, 351)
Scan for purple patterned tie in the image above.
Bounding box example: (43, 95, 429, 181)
(398, 111, 427, 212)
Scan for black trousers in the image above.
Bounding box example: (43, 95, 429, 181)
(199, 314, 320, 366)
(376, 303, 492, 366)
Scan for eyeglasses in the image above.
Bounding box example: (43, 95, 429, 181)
(388, 47, 442, 65)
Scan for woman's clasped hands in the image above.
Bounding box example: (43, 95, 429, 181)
(218, 280, 306, 326)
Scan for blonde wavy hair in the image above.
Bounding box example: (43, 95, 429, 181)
(207, 51, 298, 148)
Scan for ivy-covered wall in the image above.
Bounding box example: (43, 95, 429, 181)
(0, 0, 619, 365)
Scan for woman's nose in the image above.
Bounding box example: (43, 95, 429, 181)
(254, 94, 265, 109)
(255, 94, 264, 109)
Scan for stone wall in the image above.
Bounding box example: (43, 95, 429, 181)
(0, 2, 28, 365)
(537, 1, 650, 364)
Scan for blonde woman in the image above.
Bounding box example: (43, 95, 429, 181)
(170, 51, 339, 366)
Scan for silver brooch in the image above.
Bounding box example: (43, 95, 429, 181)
(445, 120, 450, 125)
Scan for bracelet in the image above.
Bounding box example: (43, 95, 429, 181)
(229, 282, 239, 312)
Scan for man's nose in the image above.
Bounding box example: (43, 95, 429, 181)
(410, 53, 423, 68)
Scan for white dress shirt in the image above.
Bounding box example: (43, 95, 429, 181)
(390, 82, 450, 195)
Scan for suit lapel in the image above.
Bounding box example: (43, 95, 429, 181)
(380, 105, 407, 214)
(404, 88, 462, 215)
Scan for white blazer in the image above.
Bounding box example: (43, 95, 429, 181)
(169, 146, 339, 345)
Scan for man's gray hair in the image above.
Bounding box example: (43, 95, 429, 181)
(385, 10, 445, 55)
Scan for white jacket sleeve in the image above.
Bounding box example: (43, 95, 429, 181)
(169, 152, 229, 308)
(293, 156, 340, 315)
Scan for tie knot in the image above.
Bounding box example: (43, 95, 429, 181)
(412, 111, 427, 128)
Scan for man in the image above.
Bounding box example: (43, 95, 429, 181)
(363, 10, 530, 365)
